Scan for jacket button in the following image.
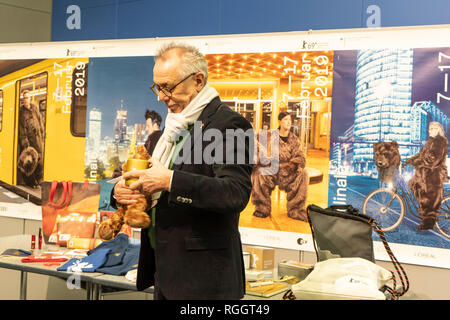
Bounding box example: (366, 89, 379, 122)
(177, 196, 182, 202)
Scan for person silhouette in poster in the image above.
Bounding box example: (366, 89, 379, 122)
(251, 111, 309, 221)
(144, 109, 163, 155)
(404, 121, 448, 230)
(17, 89, 44, 188)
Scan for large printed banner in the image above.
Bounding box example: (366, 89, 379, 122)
(81, 51, 333, 253)
(329, 48, 450, 268)
(0, 38, 449, 269)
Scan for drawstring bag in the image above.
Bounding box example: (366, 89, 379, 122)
(308, 204, 375, 262)
(283, 204, 409, 300)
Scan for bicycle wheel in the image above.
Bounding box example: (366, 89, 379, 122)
(362, 188, 405, 232)
(436, 195, 450, 238)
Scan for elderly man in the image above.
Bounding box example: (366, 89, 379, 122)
(113, 43, 253, 299)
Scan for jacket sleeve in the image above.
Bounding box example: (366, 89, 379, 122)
(167, 114, 253, 214)
(18, 112, 30, 149)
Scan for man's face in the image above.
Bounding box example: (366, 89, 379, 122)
(279, 115, 292, 132)
(153, 52, 202, 113)
(23, 93, 31, 107)
(146, 118, 156, 135)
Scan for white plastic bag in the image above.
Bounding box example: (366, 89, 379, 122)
(291, 257, 392, 300)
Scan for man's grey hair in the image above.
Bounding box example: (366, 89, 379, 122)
(155, 42, 208, 81)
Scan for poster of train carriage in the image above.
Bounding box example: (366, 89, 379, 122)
(329, 47, 450, 267)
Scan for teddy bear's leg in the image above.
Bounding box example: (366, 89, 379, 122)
(251, 168, 276, 218)
(124, 197, 151, 228)
(285, 168, 309, 221)
(98, 206, 126, 240)
(98, 220, 115, 240)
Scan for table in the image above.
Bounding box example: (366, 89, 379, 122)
(0, 255, 106, 299)
(0, 234, 285, 300)
(0, 234, 153, 300)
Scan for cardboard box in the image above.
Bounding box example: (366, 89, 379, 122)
(246, 246, 274, 270)
(243, 251, 250, 269)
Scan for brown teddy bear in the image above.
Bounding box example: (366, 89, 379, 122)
(98, 145, 151, 240)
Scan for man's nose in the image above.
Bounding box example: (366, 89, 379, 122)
(158, 91, 169, 102)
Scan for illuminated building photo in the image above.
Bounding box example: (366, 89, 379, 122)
(329, 48, 450, 249)
(206, 51, 333, 233)
(83, 57, 167, 181)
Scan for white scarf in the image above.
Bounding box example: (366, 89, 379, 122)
(152, 83, 219, 168)
(148, 84, 218, 207)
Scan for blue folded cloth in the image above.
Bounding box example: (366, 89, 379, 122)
(88, 233, 130, 267)
(96, 244, 140, 275)
(57, 248, 111, 272)
(56, 234, 141, 275)
(87, 233, 140, 275)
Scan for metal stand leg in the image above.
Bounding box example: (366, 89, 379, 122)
(20, 271, 27, 300)
(97, 285, 102, 300)
(86, 281, 92, 300)
(92, 284, 101, 300)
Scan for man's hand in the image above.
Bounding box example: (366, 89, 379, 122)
(123, 157, 173, 196)
(113, 178, 145, 205)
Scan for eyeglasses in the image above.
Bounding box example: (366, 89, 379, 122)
(150, 72, 196, 98)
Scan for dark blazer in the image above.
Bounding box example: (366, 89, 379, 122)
(136, 96, 253, 299)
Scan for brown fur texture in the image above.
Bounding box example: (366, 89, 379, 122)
(373, 141, 401, 183)
(98, 145, 151, 240)
(18, 103, 44, 188)
(251, 130, 309, 221)
(17, 146, 41, 187)
(404, 134, 448, 230)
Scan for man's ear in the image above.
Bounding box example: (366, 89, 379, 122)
(194, 72, 205, 91)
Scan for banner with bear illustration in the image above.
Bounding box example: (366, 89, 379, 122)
(0, 31, 449, 269)
(329, 48, 450, 268)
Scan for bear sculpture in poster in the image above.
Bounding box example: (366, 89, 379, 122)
(98, 145, 151, 240)
(373, 141, 401, 183)
(17, 146, 41, 187)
